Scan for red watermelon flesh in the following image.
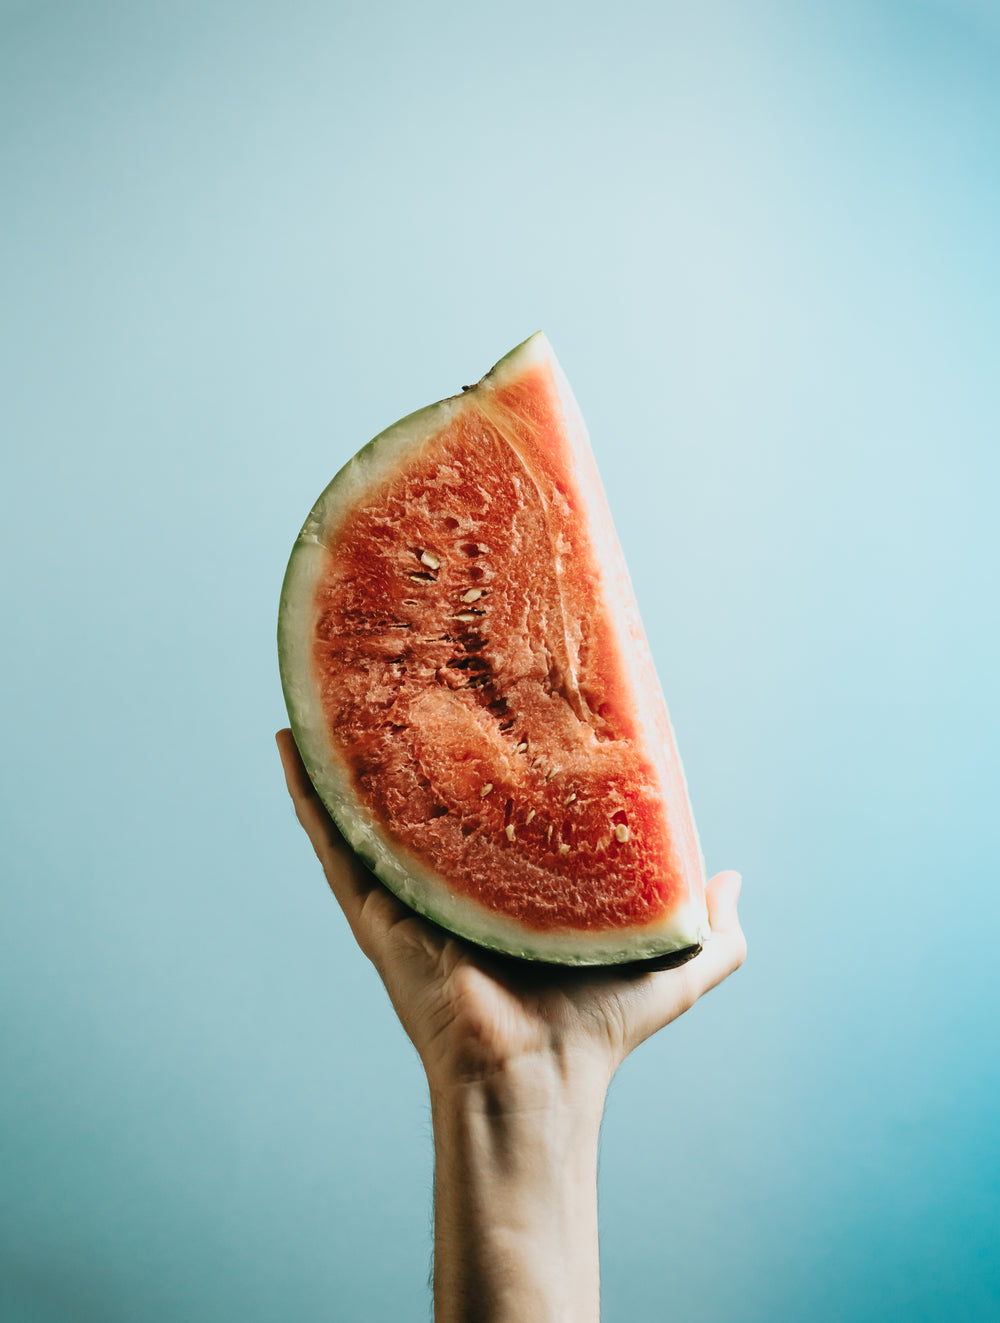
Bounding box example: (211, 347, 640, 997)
(278, 333, 708, 964)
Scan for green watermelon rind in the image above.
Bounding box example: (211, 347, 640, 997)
(278, 333, 710, 966)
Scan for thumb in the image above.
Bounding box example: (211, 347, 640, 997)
(706, 869, 744, 941)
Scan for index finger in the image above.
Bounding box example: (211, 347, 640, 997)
(275, 728, 379, 932)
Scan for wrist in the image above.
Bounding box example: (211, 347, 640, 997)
(428, 1044, 610, 1119)
(429, 1054, 607, 1323)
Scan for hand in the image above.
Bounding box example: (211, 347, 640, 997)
(276, 728, 746, 1094)
(278, 727, 746, 1321)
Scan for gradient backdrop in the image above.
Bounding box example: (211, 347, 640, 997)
(2, 1, 998, 1319)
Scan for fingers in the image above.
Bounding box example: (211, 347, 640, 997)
(275, 728, 380, 936)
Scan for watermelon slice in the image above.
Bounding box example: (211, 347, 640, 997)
(278, 333, 708, 965)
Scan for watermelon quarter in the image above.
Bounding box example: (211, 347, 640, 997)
(278, 333, 709, 965)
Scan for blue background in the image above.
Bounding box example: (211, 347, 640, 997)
(2, 1, 998, 1319)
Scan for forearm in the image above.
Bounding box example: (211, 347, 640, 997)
(429, 1054, 609, 1323)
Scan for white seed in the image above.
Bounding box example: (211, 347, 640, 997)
(526, 809, 536, 824)
(547, 825, 553, 841)
(480, 782, 493, 798)
(532, 757, 543, 769)
(420, 550, 440, 570)
(545, 768, 558, 782)
(564, 793, 577, 805)
(454, 612, 479, 622)
(614, 823, 629, 844)
(505, 824, 515, 841)
(461, 588, 483, 603)
(514, 741, 527, 754)
(558, 843, 570, 855)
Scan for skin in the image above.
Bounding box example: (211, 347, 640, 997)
(277, 728, 746, 1322)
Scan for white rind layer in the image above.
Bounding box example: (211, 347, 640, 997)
(278, 333, 710, 965)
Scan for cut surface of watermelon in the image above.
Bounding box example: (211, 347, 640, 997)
(278, 333, 708, 964)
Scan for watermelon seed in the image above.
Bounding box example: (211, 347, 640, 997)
(532, 756, 543, 769)
(454, 612, 480, 622)
(558, 843, 570, 856)
(614, 824, 630, 844)
(419, 550, 441, 570)
(564, 793, 577, 805)
(545, 768, 558, 782)
(526, 809, 536, 824)
(480, 783, 494, 798)
(460, 589, 483, 603)
(409, 572, 435, 582)
(547, 825, 553, 842)
(505, 824, 516, 842)
(514, 741, 527, 754)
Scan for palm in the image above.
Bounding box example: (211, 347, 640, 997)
(277, 730, 745, 1085)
